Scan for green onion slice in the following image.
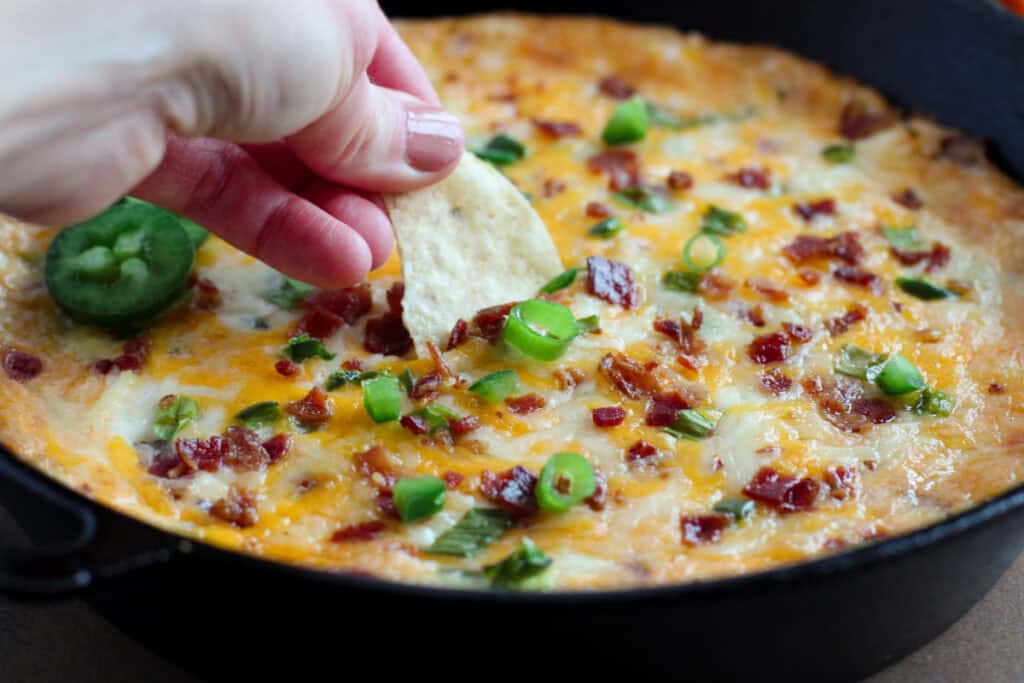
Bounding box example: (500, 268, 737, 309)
(536, 452, 597, 513)
(362, 375, 402, 423)
(683, 232, 726, 273)
(613, 186, 671, 213)
(587, 217, 625, 239)
(539, 268, 580, 294)
(283, 334, 336, 363)
(483, 539, 553, 589)
(326, 369, 377, 391)
(153, 395, 198, 441)
(469, 370, 521, 403)
(713, 498, 755, 523)
(662, 270, 702, 293)
(234, 401, 281, 430)
(265, 275, 314, 310)
(393, 476, 446, 523)
(895, 277, 958, 301)
(915, 388, 955, 417)
(700, 205, 747, 236)
(474, 134, 526, 165)
(602, 95, 648, 145)
(665, 408, 717, 440)
(502, 299, 580, 361)
(399, 368, 416, 393)
(834, 344, 888, 381)
(428, 508, 513, 557)
(881, 226, 924, 252)
(576, 315, 600, 334)
(874, 354, 926, 396)
(823, 144, 855, 164)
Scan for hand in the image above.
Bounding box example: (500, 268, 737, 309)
(0, 0, 463, 287)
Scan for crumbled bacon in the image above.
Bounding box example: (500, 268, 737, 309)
(989, 383, 1007, 394)
(554, 366, 586, 390)
(892, 188, 923, 209)
(599, 352, 662, 399)
(175, 435, 230, 473)
(654, 310, 706, 368)
(825, 465, 859, 500)
(262, 433, 293, 463)
(142, 440, 188, 478)
(193, 277, 222, 310)
(210, 485, 259, 528)
(470, 302, 517, 341)
(667, 170, 694, 190)
(355, 445, 398, 488)
(938, 135, 984, 166)
(293, 307, 343, 341)
(409, 371, 442, 401)
(745, 276, 790, 303)
(223, 426, 271, 472)
(386, 282, 404, 316)
(759, 368, 793, 395)
(586, 256, 638, 309)
(2, 349, 42, 382)
(891, 243, 951, 272)
(449, 415, 481, 435)
(793, 198, 836, 221)
(94, 336, 152, 375)
(285, 387, 332, 426)
(532, 118, 582, 138)
(585, 201, 611, 219)
(585, 469, 608, 511)
(586, 149, 641, 191)
(479, 465, 538, 517)
(626, 440, 660, 463)
(592, 406, 626, 427)
(446, 318, 469, 350)
(698, 269, 735, 300)
(342, 358, 365, 371)
(747, 331, 791, 364)
(743, 467, 820, 513)
(598, 75, 635, 99)
(739, 304, 766, 328)
(801, 375, 897, 432)
(839, 101, 896, 140)
(399, 413, 430, 436)
(645, 392, 690, 427)
(505, 393, 546, 415)
(304, 283, 373, 324)
(442, 471, 465, 489)
(783, 322, 813, 344)
(727, 166, 771, 190)
(824, 303, 868, 337)
(330, 521, 386, 543)
(681, 514, 730, 545)
(275, 359, 300, 377)
(782, 232, 864, 266)
(363, 313, 413, 356)
(542, 178, 567, 198)
(833, 266, 884, 295)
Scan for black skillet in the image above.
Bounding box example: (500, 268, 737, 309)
(2, 1, 1023, 680)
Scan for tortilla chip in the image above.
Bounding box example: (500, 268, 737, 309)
(385, 152, 564, 357)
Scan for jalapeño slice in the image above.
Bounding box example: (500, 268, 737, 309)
(45, 200, 196, 328)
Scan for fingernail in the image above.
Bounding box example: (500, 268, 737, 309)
(406, 107, 463, 172)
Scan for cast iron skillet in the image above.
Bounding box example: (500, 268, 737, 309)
(2, 1, 1023, 680)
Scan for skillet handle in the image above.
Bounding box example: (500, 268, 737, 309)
(0, 449, 176, 599)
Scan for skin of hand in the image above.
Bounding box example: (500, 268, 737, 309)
(0, 0, 463, 287)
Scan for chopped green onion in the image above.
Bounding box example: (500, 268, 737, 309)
(613, 186, 671, 213)
(896, 277, 958, 301)
(576, 315, 600, 334)
(587, 217, 625, 239)
(834, 344, 888, 381)
(662, 270, 702, 293)
(393, 476, 446, 523)
(428, 508, 513, 557)
(873, 354, 926, 396)
(914, 388, 955, 417)
(683, 232, 726, 273)
(399, 368, 416, 393)
(153, 395, 198, 441)
(700, 205, 747, 236)
(713, 498, 755, 523)
(539, 268, 579, 294)
(483, 539, 553, 589)
(881, 225, 924, 252)
(234, 401, 281, 430)
(406, 402, 462, 433)
(502, 299, 580, 361)
(283, 334, 336, 363)
(665, 409, 717, 440)
(473, 134, 526, 165)
(265, 275, 314, 310)
(823, 144, 856, 164)
(602, 95, 648, 145)
(536, 452, 597, 513)
(362, 375, 402, 423)
(469, 370, 521, 403)
(326, 369, 375, 390)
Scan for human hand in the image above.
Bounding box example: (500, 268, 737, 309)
(0, 0, 463, 287)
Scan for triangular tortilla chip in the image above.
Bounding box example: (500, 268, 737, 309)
(385, 152, 564, 357)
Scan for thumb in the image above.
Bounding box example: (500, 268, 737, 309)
(285, 72, 464, 194)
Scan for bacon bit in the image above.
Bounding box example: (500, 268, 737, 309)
(797, 268, 821, 286)
(399, 413, 430, 436)
(532, 118, 582, 138)
(174, 435, 228, 474)
(938, 135, 984, 166)
(355, 445, 398, 488)
(592, 406, 626, 427)
(330, 521, 386, 543)
(839, 101, 896, 140)
(891, 243, 951, 272)
(363, 313, 413, 356)
(585, 469, 608, 511)
(759, 368, 793, 395)
(586, 256, 638, 309)
(681, 514, 730, 545)
(914, 328, 943, 344)
(140, 440, 185, 478)
(479, 465, 538, 517)
(425, 340, 452, 379)
(892, 188, 924, 209)
(386, 282, 404, 316)
(833, 266, 884, 295)
(598, 75, 635, 99)
(824, 303, 868, 337)
(586, 149, 641, 191)
(743, 467, 820, 513)
(305, 283, 373, 324)
(554, 366, 586, 390)
(745, 276, 790, 303)
(654, 311, 707, 367)
(262, 433, 293, 463)
(542, 178, 567, 198)
(599, 352, 662, 399)
(698, 269, 735, 300)
(470, 302, 517, 341)
(2, 349, 42, 382)
(223, 426, 271, 472)
(94, 337, 152, 374)
(727, 166, 771, 190)
(505, 393, 547, 415)
(783, 322, 813, 344)
(626, 440, 660, 463)
(793, 198, 836, 222)
(989, 383, 1007, 394)
(446, 318, 469, 350)
(409, 372, 442, 402)
(585, 201, 612, 219)
(783, 232, 864, 266)
(275, 359, 300, 377)
(293, 307, 343, 340)
(645, 392, 690, 427)
(801, 375, 897, 432)
(193, 277, 222, 310)
(448, 415, 481, 435)
(863, 459, 878, 471)
(375, 490, 399, 519)
(748, 331, 791, 364)
(825, 465, 859, 500)
(667, 170, 694, 190)
(342, 358, 365, 371)
(285, 387, 332, 426)
(740, 304, 766, 328)
(442, 471, 465, 489)
(210, 485, 259, 528)
(853, 398, 899, 425)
